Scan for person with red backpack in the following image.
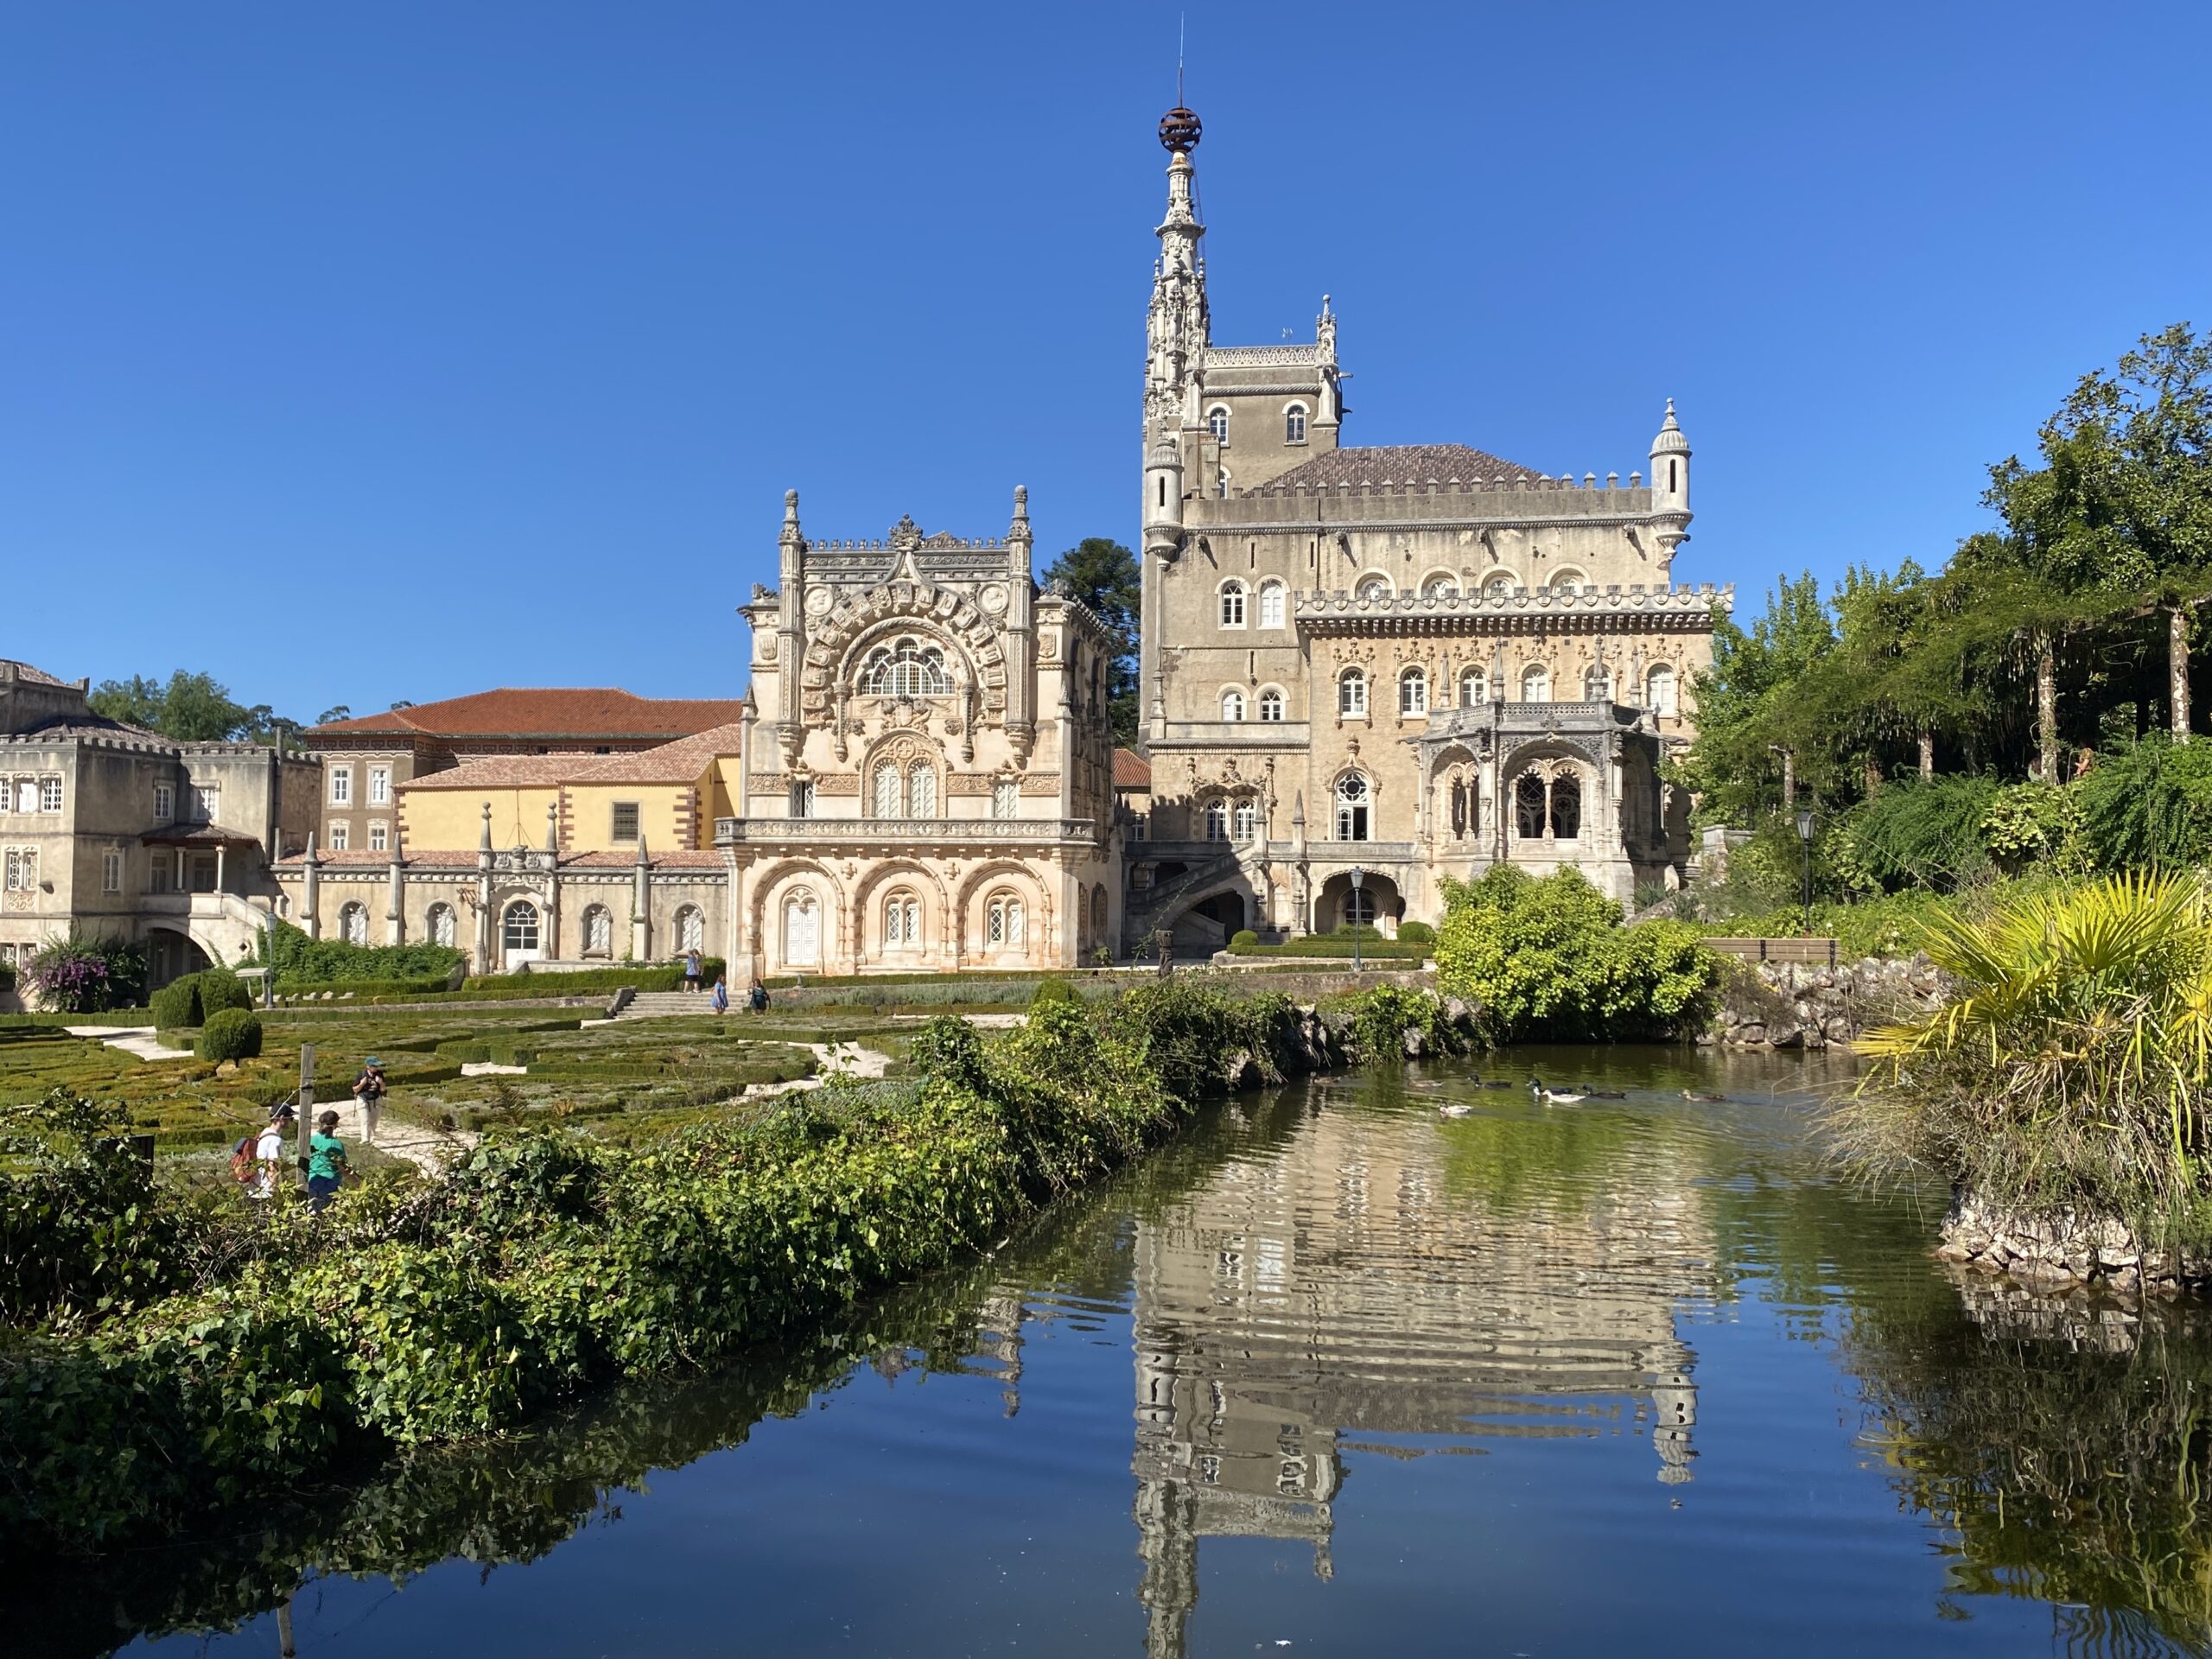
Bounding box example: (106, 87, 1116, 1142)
(233, 1102, 296, 1200)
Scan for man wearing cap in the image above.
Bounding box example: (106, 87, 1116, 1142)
(351, 1058, 387, 1146)
(253, 1103, 296, 1200)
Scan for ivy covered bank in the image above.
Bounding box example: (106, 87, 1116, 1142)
(0, 980, 1460, 1554)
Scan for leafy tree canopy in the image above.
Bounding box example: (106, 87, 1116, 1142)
(87, 671, 293, 745)
(1043, 537, 1141, 746)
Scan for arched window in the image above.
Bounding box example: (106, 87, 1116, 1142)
(1647, 664, 1679, 717)
(986, 892, 1026, 947)
(1356, 574, 1391, 601)
(1258, 581, 1286, 628)
(1460, 667, 1488, 707)
(1450, 778, 1468, 838)
(884, 889, 921, 949)
(1338, 669, 1368, 717)
(1285, 404, 1308, 443)
(582, 904, 612, 956)
(783, 889, 820, 967)
(1219, 581, 1247, 627)
(1344, 886, 1377, 930)
(426, 902, 456, 948)
(675, 905, 705, 953)
(502, 901, 540, 954)
(859, 636, 951, 696)
(1257, 689, 1285, 721)
(1422, 574, 1459, 599)
(1521, 664, 1551, 703)
(1221, 690, 1246, 722)
(1515, 775, 1548, 839)
(1484, 572, 1516, 598)
(906, 761, 937, 817)
(1233, 799, 1260, 842)
(1549, 569, 1590, 595)
(1585, 664, 1614, 702)
(872, 763, 902, 818)
(1334, 772, 1370, 842)
(1205, 798, 1229, 841)
(1207, 405, 1230, 442)
(1549, 775, 1582, 841)
(1400, 667, 1428, 716)
(338, 901, 368, 946)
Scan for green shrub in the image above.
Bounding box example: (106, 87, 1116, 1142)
(1229, 929, 1260, 949)
(1226, 933, 1429, 959)
(195, 1010, 264, 1063)
(18, 931, 147, 1014)
(1029, 978, 1076, 1007)
(149, 979, 201, 1031)
(1395, 920, 1435, 944)
(263, 918, 464, 988)
(2078, 734, 2212, 870)
(1981, 779, 2088, 874)
(435, 1040, 492, 1064)
(1436, 867, 1718, 1043)
(194, 971, 254, 1019)
(1851, 775, 2002, 893)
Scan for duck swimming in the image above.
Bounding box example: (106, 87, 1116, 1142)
(1437, 1102, 1475, 1119)
(1529, 1079, 1589, 1106)
(1681, 1089, 1727, 1103)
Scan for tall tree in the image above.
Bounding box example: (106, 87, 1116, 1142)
(1678, 573, 1835, 820)
(1043, 538, 1141, 746)
(87, 669, 289, 743)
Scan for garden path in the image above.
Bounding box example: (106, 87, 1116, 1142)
(64, 1025, 194, 1061)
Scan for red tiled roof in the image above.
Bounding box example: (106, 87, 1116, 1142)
(561, 849, 725, 868)
(1114, 747, 1153, 789)
(396, 756, 577, 791)
(574, 722, 746, 785)
(276, 845, 722, 870)
(309, 688, 749, 741)
(276, 847, 476, 867)
(1261, 444, 1548, 492)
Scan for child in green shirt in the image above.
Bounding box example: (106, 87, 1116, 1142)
(307, 1110, 347, 1212)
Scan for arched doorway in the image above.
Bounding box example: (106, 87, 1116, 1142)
(501, 899, 543, 969)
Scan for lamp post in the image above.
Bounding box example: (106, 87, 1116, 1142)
(1349, 865, 1366, 976)
(1794, 809, 1815, 937)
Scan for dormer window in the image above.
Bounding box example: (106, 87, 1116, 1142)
(1284, 404, 1308, 444)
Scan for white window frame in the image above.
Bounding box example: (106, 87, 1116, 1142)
(367, 820, 389, 853)
(1284, 403, 1309, 444)
(992, 779, 1019, 821)
(1521, 664, 1552, 704)
(1218, 581, 1247, 628)
(1206, 405, 1230, 444)
(153, 784, 175, 823)
(329, 766, 352, 805)
(1647, 664, 1679, 717)
(328, 822, 349, 852)
(789, 779, 816, 818)
(1460, 669, 1488, 707)
(1338, 671, 1367, 718)
(38, 777, 62, 814)
(367, 766, 391, 805)
(102, 849, 123, 893)
(1221, 690, 1245, 722)
(1258, 581, 1285, 628)
(1257, 689, 1285, 722)
(1400, 669, 1428, 716)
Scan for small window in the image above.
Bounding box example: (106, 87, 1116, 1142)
(102, 850, 123, 893)
(992, 779, 1019, 821)
(3, 849, 35, 890)
(153, 784, 174, 823)
(1422, 574, 1459, 599)
(1550, 569, 1590, 596)
(39, 777, 62, 814)
(149, 856, 174, 894)
(872, 763, 902, 819)
(194, 782, 219, 821)
(1233, 800, 1260, 842)
(884, 890, 922, 948)
(986, 892, 1026, 947)
(1484, 573, 1516, 598)
(1221, 690, 1246, 722)
(1460, 668, 1488, 707)
(368, 766, 391, 805)
(1338, 670, 1367, 717)
(611, 801, 641, 842)
(329, 766, 351, 805)
(1217, 468, 1230, 499)
(907, 761, 937, 818)
(1258, 581, 1285, 628)
(1285, 404, 1308, 443)
(1356, 575, 1391, 601)
(1207, 406, 1230, 443)
(1400, 668, 1428, 716)
(789, 779, 817, 818)
(328, 822, 349, 851)
(1258, 689, 1285, 722)
(367, 821, 388, 853)
(1220, 581, 1247, 627)
(1521, 664, 1551, 703)
(1647, 664, 1679, 717)
(1334, 772, 1370, 842)
(1204, 799, 1228, 841)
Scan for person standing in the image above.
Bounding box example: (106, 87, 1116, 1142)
(710, 974, 729, 1014)
(748, 978, 768, 1014)
(252, 1102, 296, 1200)
(684, 948, 703, 994)
(307, 1110, 349, 1213)
(350, 1057, 387, 1146)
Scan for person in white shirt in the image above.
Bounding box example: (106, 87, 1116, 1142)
(254, 1103, 296, 1199)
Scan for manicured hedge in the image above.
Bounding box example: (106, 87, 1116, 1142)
(148, 981, 200, 1031)
(194, 971, 255, 1020)
(1226, 934, 1432, 960)
(195, 1011, 263, 1063)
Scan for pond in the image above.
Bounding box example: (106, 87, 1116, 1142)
(35, 1046, 2212, 1657)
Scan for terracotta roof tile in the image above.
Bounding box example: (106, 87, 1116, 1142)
(309, 688, 749, 741)
(573, 723, 746, 785)
(1113, 747, 1153, 789)
(396, 756, 577, 791)
(560, 849, 725, 868)
(1260, 444, 1548, 492)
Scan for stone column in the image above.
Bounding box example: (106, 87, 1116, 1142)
(630, 832, 652, 962)
(301, 833, 321, 939)
(385, 852, 404, 946)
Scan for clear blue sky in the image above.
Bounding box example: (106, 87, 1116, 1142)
(5, 3, 2207, 722)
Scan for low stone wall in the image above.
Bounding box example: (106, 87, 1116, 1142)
(1937, 1187, 2210, 1299)
(1704, 954, 1948, 1050)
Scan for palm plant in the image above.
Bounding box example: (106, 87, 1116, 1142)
(1841, 872, 2212, 1236)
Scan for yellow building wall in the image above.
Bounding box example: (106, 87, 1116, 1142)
(402, 786, 558, 854)
(563, 782, 695, 854)
(703, 756, 742, 824)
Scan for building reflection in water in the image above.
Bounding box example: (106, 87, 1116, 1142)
(1126, 1085, 1714, 1656)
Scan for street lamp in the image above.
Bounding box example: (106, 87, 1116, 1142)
(1794, 809, 1816, 937)
(1349, 865, 1366, 976)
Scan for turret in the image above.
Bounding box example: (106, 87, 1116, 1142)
(1006, 485, 1036, 764)
(777, 490, 806, 766)
(1649, 399, 1692, 563)
(1143, 432, 1185, 558)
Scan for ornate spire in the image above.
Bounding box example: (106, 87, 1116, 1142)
(1145, 105, 1209, 435)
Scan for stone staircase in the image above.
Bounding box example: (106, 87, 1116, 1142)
(615, 989, 727, 1019)
(1123, 844, 1249, 954)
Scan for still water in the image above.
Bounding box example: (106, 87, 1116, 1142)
(48, 1049, 2212, 1657)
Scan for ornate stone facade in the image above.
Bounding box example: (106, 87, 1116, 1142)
(1128, 105, 1731, 950)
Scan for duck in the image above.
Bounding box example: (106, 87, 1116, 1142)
(1681, 1088, 1727, 1103)
(1469, 1077, 1516, 1090)
(1575, 1085, 1629, 1100)
(1437, 1102, 1475, 1119)
(1529, 1079, 1589, 1106)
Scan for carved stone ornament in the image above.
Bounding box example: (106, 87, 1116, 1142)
(1038, 632, 1060, 663)
(979, 584, 1008, 615)
(805, 586, 834, 616)
(758, 635, 779, 661)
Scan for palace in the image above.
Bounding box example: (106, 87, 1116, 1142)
(270, 100, 1728, 974)
(1128, 103, 1728, 951)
